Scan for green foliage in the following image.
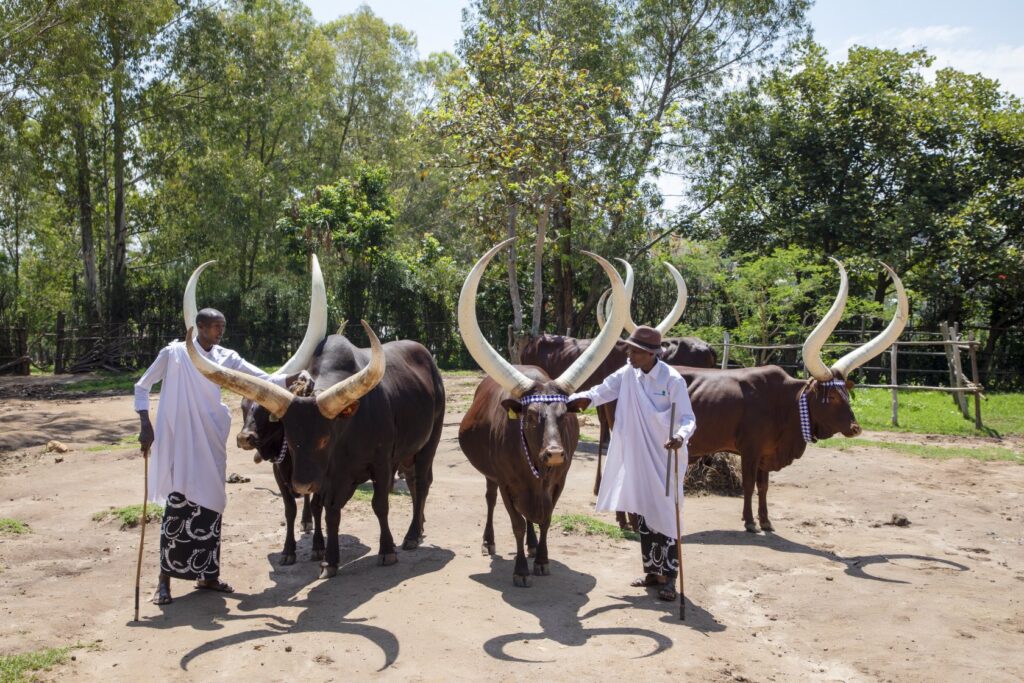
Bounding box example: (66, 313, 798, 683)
(0, 645, 71, 683)
(0, 518, 29, 535)
(820, 437, 1023, 463)
(92, 503, 163, 529)
(350, 482, 411, 503)
(846, 388, 1024, 437)
(552, 513, 639, 541)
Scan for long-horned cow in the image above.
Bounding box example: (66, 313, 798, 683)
(458, 239, 628, 586)
(184, 267, 445, 579)
(674, 260, 909, 533)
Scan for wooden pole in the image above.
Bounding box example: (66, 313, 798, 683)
(890, 342, 899, 427)
(950, 323, 970, 418)
(15, 313, 29, 376)
(721, 332, 730, 370)
(54, 312, 66, 375)
(940, 324, 960, 410)
(674, 445, 685, 621)
(133, 446, 150, 621)
(968, 331, 983, 430)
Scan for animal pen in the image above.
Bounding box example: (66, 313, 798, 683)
(717, 323, 987, 429)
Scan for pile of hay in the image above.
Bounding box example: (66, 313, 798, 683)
(684, 453, 743, 496)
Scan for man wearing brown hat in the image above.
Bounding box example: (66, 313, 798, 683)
(567, 325, 696, 601)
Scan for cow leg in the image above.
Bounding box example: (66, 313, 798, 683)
(403, 441, 438, 551)
(274, 465, 298, 566)
(526, 522, 538, 557)
(371, 473, 399, 566)
(300, 494, 313, 533)
(309, 494, 325, 561)
(533, 518, 551, 576)
(319, 505, 341, 579)
(482, 478, 497, 555)
(757, 469, 774, 532)
(594, 405, 609, 495)
(499, 487, 531, 587)
(741, 454, 758, 533)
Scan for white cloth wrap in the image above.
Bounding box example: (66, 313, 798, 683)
(134, 341, 285, 513)
(570, 361, 696, 537)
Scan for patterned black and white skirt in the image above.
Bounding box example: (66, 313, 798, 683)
(160, 492, 222, 581)
(638, 515, 678, 579)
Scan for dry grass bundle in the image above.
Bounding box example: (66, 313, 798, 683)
(685, 453, 743, 496)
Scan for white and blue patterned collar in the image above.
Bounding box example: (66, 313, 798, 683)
(799, 379, 848, 444)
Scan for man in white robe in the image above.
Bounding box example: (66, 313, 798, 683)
(135, 308, 292, 605)
(567, 325, 696, 601)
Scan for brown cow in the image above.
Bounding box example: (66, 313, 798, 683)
(458, 239, 628, 586)
(609, 260, 908, 533)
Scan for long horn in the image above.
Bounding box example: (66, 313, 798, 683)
(831, 263, 908, 379)
(314, 320, 386, 419)
(802, 258, 848, 382)
(653, 263, 688, 335)
(183, 260, 217, 336)
(615, 258, 638, 333)
(278, 254, 328, 375)
(458, 239, 537, 398)
(595, 288, 611, 328)
(553, 251, 628, 394)
(185, 328, 294, 418)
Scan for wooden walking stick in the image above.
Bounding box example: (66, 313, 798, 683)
(665, 402, 686, 620)
(133, 445, 150, 622)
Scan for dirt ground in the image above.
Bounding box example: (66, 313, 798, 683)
(1, 373, 1022, 682)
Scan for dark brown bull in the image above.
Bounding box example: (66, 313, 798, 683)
(457, 239, 627, 586)
(612, 260, 908, 533)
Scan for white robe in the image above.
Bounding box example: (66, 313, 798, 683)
(569, 360, 696, 537)
(134, 341, 285, 514)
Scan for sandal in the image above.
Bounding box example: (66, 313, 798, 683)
(195, 579, 234, 593)
(630, 573, 665, 588)
(152, 582, 172, 605)
(658, 584, 678, 602)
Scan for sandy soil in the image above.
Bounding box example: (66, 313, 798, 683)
(1, 373, 1022, 682)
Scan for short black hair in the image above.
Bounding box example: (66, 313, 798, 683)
(196, 308, 226, 326)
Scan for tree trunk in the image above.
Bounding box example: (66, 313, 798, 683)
(553, 183, 573, 335)
(109, 26, 129, 326)
(505, 200, 528, 362)
(530, 193, 553, 337)
(74, 117, 101, 324)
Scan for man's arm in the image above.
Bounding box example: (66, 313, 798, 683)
(566, 365, 628, 411)
(225, 352, 299, 388)
(135, 347, 170, 451)
(665, 375, 697, 450)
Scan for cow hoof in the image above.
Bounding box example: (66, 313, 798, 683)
(379, 552, 398, 566)
(481, 543, 496, 556)
(279, 553, 296, 566)
(760, 522, 775, 533)
(513, 574, 532, 588)
(526, 545, 538, 558)
(533, 562, 550, 576)
(401, 536, 422, 551)
(309, 549, 325, 561)
(301, 522, 314, 533)
(744, 522, 760, 534)
(318, 563, 338, 579)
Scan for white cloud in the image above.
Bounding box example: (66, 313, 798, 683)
(843, 25, 973, 51)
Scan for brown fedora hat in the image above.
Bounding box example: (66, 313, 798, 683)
(623, 325, 662, 353)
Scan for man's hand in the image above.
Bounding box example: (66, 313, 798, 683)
(566, 397, 591, 412)
(138, 411, 154, 452)
(664, 435, 684, 451)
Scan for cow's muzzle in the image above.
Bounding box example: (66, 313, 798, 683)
(849, 422, 863, 437)
(541, 446, 565, 467)
(292, 479, 319, 496)
(236, 431, 258, 450)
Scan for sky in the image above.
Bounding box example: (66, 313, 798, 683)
(303, 0, 1024, 97)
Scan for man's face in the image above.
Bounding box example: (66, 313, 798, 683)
(626, 345, 657, 372)
(196, 318, 226, 348)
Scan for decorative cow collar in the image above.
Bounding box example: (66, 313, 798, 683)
(270, 435, 288, 465)
(799, 378, 848, 444)
(517, 393, 568, 479)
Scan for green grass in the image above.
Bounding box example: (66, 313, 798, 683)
(91, 503, 162, 529)
(350, 482, 412, 503)
(819, 437, 1023, 463)
(0, 519, 29, 535)
(440, 369, 485, 378)
(850, 388, 1024, 437)
(61, 371, 145, 394)
(0, 645, 71, 682)
(85, 435, 139, 452)
(552, 513, 639, 541)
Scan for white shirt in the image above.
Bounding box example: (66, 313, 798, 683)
(569, 360, 697, 536)
(134, 340, 286, 513)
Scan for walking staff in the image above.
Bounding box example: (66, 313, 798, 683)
(665, 403, 686, 620)
(133, 445, 150, 622)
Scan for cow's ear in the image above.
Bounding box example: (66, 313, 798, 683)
(339, 400, 360, 419)
(845, 379, 855, 391)
(501, 398, 523, 419)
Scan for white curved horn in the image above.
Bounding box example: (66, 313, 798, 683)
(552, 251, 628, 394)
(183, 260, 217, 336)
(458, 239, 537, 398)
(831, 263, 909, 379)
(614, 258, 638, 333)
(315, 320, 386, 419)
(595, 288, 611, 328)
(802, 258, 848, 382)
(653, 263, 688, 335)
(278, 254, 328, 375)
(185, 328, 294, 418)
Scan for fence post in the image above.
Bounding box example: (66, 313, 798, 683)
(890, 342, 899, 427)
(54, 312, 66, 374)
(940, 324, 960, 411)
(968, 331, 983, 430)
(950, 323, 970, 419)
(721, 331, 730, 369)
